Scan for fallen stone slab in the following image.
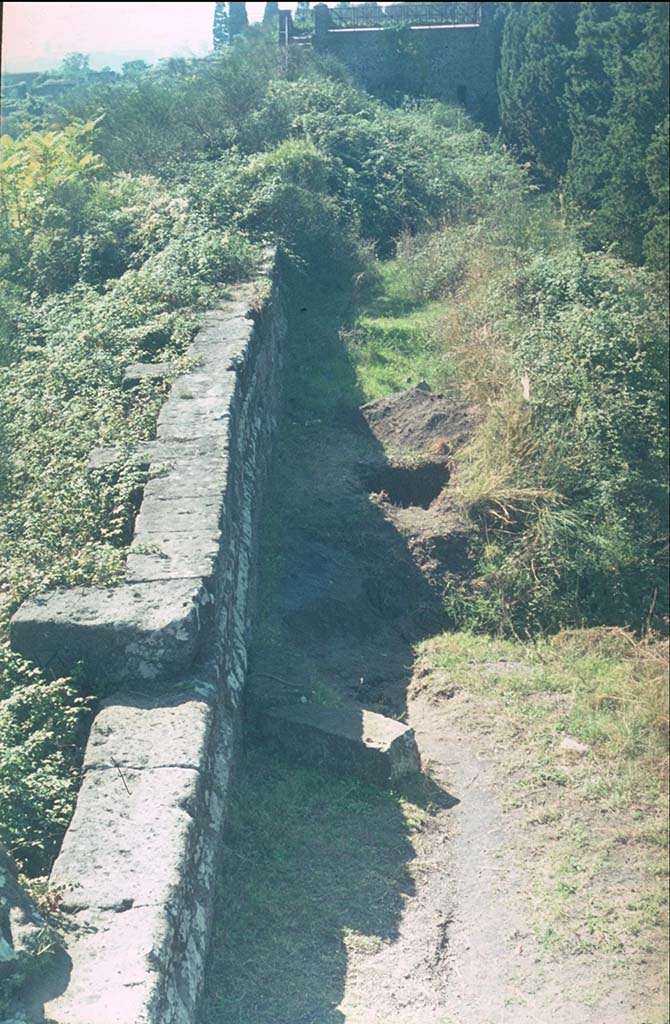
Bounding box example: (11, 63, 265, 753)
(122, 362, 170, 391)
(259, 704, 421, 785)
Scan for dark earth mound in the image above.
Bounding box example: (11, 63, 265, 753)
(361, 384, 475, 456)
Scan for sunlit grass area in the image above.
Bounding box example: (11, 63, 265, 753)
(344, 261, 450, 401)
(416, 627, 669, 956)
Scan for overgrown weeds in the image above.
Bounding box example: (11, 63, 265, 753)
(372, 197, 669, 634)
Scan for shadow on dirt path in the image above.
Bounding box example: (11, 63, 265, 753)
(200, 743, 457, 1024)
(198, 280, 459, 1023)
(248, 281, 447, 722)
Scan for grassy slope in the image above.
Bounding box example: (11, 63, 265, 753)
(416, 630, 668, 959)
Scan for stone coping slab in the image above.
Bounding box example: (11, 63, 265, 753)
(10, 580, 209, 685)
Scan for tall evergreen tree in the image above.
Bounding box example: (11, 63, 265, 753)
(497, 2, 579, 185)
(565, 3, 668, 265)
(563, 3, 632, 226)
(229, 2, 249, 38)
(644, 113, 670, 273)
(263, 2, 280, 25)
(213, 2, 229, 49)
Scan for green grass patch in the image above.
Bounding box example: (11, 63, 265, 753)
(343, 261, 451, 401)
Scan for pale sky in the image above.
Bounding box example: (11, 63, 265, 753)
(1, 2, 301, 72)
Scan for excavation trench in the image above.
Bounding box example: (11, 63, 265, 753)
(198, 282, 464, 1024)
(363, 461, 450, 510)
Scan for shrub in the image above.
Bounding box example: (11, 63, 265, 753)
(442, 240, 669, 633)
(0, 644, 92, 874)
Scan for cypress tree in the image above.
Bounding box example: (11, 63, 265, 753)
(294, 2, 313, 31)
(497, 2, 579, 186)
(229, 2, 249, 38)
(213, 2, 229, 49)
(564, 2, 668, 264)
(263, 2, 280, 24)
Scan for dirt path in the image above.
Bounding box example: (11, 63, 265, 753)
(199, 286, 667, 1024)
(337, 694, 667, 1024)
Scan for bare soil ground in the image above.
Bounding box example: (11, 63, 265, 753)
(200, 292, 668, 1024)
(337, 685, 668, 1024)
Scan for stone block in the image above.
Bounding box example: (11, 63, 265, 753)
(82, 679, 217, 773)
(169, 372, 236, 403)
(189, 318, 254, 369)
(127, 530, 221, 583)
(9, 581, 209, 685)
(43, 705, 239, 1024)
(132, 494, 223, 539)
(87, 441, 163, 472)
(259, 704, 421, 785)
(50, 764, 201, 911)
(143, 449, 230, 501)
(156, 396, 232, 442)
(122, 363, 170, 391)
(44, 903, 189, 1024)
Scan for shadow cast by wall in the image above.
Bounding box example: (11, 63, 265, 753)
(200, 740, 457, 1024)
(250, 276, 448, 720)
(199, 278, 458, 1021)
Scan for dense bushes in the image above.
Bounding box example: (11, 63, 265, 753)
(0, 645, 91, 873)
(498, 2, 669, 272)
(395, 203, 669, 634)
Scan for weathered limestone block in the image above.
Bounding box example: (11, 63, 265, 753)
(0, 845, 58, 994)
(53, 766, 201, 911)
(87, 440, 161, 472)
(142, 447, 230, 501)
(156, 395, 232, 443)
(9, 580, 210, 685)
(122, 362, 170, 391)
(44, 690, 238, 1024)
(132, 494, 224, 539)
(45, 903, 189, 1024)
(87, 438, 220, 473)
(260, 704, 421, 784)
(127, 529, 222, 584)
(82, 680, 217, 772)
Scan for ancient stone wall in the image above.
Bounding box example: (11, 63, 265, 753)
(321, 22, 498, 115)
(7, 252, 287, 1024)
(283, 2, 499, 119)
